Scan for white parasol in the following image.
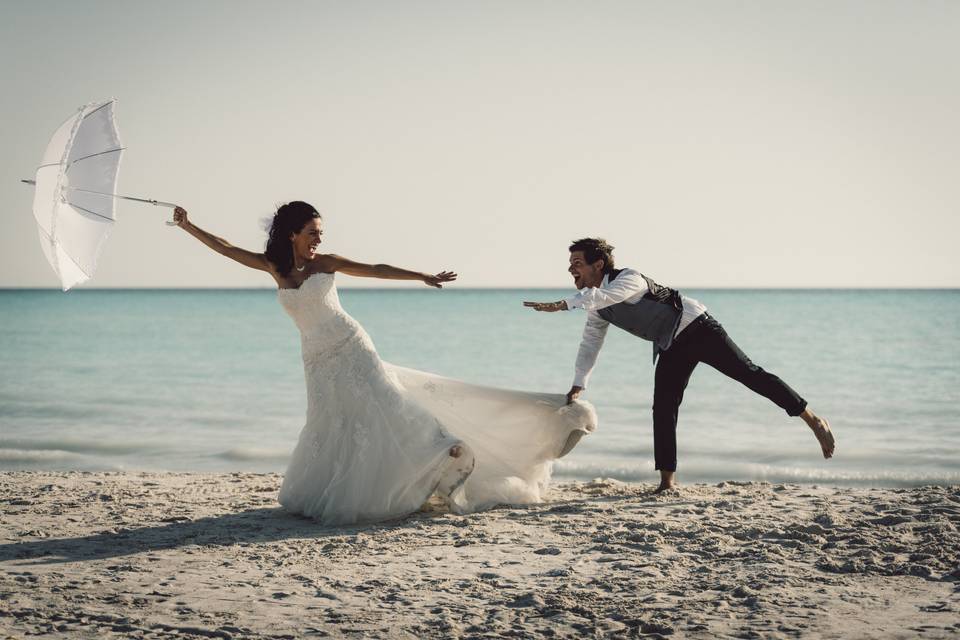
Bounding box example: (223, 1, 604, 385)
(21, 98, 177, 291)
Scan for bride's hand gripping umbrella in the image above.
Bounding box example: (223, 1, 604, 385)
(172, 206, 189, 228)
(19, 98, 179, 291)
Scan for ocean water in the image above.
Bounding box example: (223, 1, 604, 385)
(1, 287, 958, 487)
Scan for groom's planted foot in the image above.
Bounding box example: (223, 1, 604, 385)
(654, 481, 677, 494)
(654, 471, 677, 493)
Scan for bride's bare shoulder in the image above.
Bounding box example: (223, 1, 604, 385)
(311, 254, 343, 273)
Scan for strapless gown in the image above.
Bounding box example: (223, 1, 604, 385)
(277, 271, 596, 525)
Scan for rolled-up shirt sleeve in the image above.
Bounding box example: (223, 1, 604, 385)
(565, 270, 649, 312)
(573, 311, 609, 389)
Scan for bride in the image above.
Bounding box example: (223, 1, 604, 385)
(172, 200, 596, 525)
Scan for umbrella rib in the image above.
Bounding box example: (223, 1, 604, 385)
(67, 201, 114, 222)
(82, 100, 114, 120)
(36, 147, 123, 171)
(69, 147, 124, 165)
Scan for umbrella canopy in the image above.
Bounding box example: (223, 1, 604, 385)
(32, 98, 123, 291)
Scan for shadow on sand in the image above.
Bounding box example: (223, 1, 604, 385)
(1, 489, 687, 567)
(0, 507, 426, 566)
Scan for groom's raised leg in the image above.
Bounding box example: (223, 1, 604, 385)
(696, 315, 807, 416)
(695, 315, 834, 458)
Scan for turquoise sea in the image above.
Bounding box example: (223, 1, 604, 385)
(1, 287, 958, 486)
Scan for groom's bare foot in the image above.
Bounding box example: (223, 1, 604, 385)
(810, 417, 835, 459)
(654, 481, 677, 494)
(449, 444, 463, 458)
(801, 409, 835, 459)
(654, 471, 677, 493)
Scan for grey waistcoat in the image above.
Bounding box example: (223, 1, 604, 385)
(596, 270, 684, 363)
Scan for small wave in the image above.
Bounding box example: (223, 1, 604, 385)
(553, 459, 960, 487)
(553, 460, 653, 482)
(217, 448, 291, 462)
(0, 448, 83, 463)
(585, 441, 960, 466)
(0, 438, 170, 457)
(738, 463, 960, 487)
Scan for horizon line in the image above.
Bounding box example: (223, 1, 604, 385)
(2, 286, 959, 292)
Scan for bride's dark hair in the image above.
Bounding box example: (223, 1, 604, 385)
(264, 201, 321, 276)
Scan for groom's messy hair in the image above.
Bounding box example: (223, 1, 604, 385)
(569, 238, 615, 273)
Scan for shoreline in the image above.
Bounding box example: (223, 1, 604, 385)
(4, 465, 959, 490)
(2, 472, 958, 638)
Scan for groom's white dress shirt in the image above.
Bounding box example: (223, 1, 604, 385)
(564, 268, 707, 389)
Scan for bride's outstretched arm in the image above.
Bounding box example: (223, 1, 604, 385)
(173, 207, 271, 272)
(321, 254, 456, 288)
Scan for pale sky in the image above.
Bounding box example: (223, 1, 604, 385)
(1, 0, 957, 288)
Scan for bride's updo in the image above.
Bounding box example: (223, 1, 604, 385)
(264, 201, 321, 276)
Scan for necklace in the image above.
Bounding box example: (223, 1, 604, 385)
(295, 265, 306, 272)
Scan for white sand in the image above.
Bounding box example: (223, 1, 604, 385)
(1, 472, 958, 638)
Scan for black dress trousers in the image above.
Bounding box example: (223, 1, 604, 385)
(651, 313, 807, 472)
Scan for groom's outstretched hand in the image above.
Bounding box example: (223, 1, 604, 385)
(523, 300, 568, 312)
(566, 386, 583, 404)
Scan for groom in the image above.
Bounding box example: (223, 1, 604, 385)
(524, 238, 834, 492)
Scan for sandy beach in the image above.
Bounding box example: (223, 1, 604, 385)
(1, 472, 957, 639)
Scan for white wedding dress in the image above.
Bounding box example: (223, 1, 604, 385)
(277, 271, 597, 525)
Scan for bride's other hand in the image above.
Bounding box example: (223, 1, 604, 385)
(523, 300, 568, 312)
(424, 271, 457, 288)
(173, 206, 189, 228)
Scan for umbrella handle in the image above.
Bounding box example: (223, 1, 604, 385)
(150, 200, 179, 226)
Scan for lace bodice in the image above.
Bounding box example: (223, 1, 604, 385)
(277, 272, 367, 360)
